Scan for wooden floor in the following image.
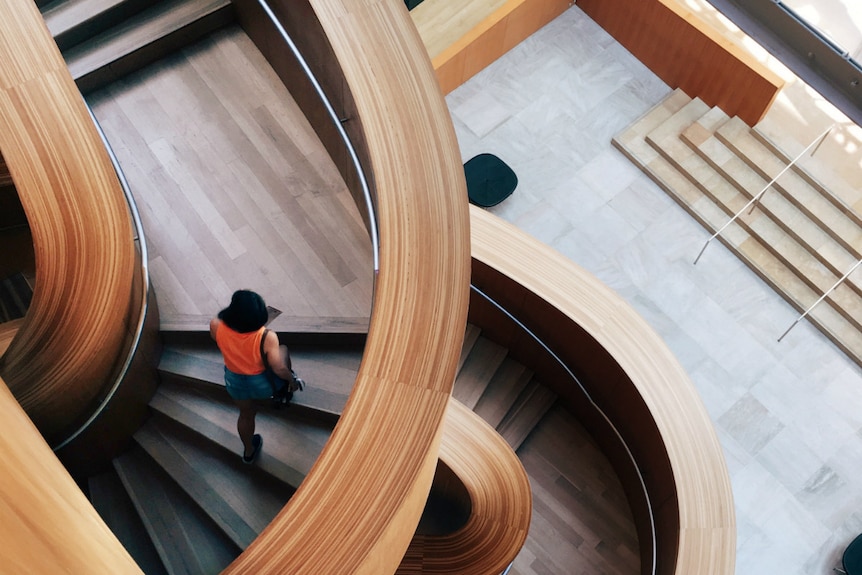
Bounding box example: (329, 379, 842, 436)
(87, 25, 638, 575)
(88, 27, 374, 325)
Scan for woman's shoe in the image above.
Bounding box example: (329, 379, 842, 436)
(242, 434, 262, 464)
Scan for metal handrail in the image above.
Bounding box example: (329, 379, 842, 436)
(778, 257, 862, 341)
(53, 104, 150, 451)
(256, 0, 380, 273)
(470, 284, 658, 575)
(694, 123, 834, 265)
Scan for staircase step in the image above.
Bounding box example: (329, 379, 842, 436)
(716, 118, 862, 259)
(472, 357, 534, 429)
(458, 322, 481, 372)
(453, 335, 508, 410)
(0, 272, 33, 323)
(648, 106, 862, 331)
(135, 415, 292, 549)
(497, 380, 557, 451)
(114, 444, 238, 574)
(612, 88, 692, 166)
(42, 0, 152, 51)
(63, 0, 234, 93)
(151, 380, 332, 488)
(614, 90, 862, 369)
(89, 469, 169, 575)
(752, 117, 862, 217)
(683, 113, 862, 290)
(158, 339, 362, 418)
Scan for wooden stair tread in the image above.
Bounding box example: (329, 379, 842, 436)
(88, 469, 169, 575)
(63, 0, 232, 82)
(497, 379, 557, 451)
(458, 322, 481, 372)
(113, 444, 238, 574)
(151, 380, 331, 487)
(135, 415, 291, 549)
(472, 357, 533, 429)
(158, 340, 361, 417)
(41, 0, 150, 50)
(716, 118, 862, 258)
(159, 314, 370, 337)
(453, 335, 508, 409)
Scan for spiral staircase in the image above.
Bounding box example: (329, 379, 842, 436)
(87, 325, 558, 574)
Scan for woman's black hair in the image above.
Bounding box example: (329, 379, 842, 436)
(218, 290, 268, 333)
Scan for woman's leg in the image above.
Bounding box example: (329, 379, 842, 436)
(235, 399, 258, 457)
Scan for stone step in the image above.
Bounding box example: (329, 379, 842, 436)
(716, 117, 862, 260)
(753, 116, 862, 219)
(683, 112, 862, 298)
(647, 106, 862, 332)
(614, 90, 862, 368)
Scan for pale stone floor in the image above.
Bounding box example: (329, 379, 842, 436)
(446, 6, 862, 574)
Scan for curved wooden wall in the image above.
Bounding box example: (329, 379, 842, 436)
(0, 0, 137, 445)
(398, 399, 532, 574)
(470, 206, 736, 575)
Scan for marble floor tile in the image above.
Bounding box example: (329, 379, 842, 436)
(718, 393, 786, 455)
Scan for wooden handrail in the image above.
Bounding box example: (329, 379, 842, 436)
(469, 206, 735, 575)
(222, 0, 472, 572)
(0, 375, 142, 573)
(398, 399, 532, 574)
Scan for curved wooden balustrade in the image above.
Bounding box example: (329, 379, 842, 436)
(398, 398, 532, 574)
(217, 0, 474, 573)
(0, 0, 136, 444)
(470, 205, 736, 575)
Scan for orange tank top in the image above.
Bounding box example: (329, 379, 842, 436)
(216, 324, 266, 375)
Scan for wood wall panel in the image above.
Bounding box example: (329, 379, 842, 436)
(413, 0, 573, 95)
(577, 0, 783, 125)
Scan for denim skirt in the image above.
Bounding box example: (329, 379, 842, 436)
(224, 367, 273, 400)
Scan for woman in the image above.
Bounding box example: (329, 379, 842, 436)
(210, 290, 303, 464)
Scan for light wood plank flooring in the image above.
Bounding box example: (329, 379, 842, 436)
(88, 26, 374, 324)
(86, 24, 637, 575)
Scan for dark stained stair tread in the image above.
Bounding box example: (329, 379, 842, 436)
(88, 469, 169, 575)
(113, 444, 239, 574)
(453, 335, 508, 409)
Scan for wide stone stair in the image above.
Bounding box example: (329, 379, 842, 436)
(85, 324, 558, 574)
(614, 89, 862, 367)
(39, 0, 234, 93)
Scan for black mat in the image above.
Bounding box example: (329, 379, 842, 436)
(463, 153, 517, 207)
(845, 533, 862, 575)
